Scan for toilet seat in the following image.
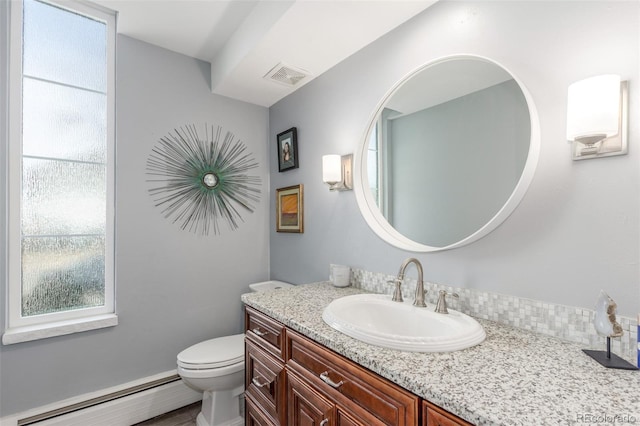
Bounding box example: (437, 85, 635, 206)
(177, 333, 244, 370)
(177, 360, 243, 380)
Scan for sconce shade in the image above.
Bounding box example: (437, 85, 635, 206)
(322, 155, 342, 184)
(566, 74, 621, 143)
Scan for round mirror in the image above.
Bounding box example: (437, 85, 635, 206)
(354, 55, 540, 252)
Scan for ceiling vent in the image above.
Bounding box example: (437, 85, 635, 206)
(264, 63, 311, 87)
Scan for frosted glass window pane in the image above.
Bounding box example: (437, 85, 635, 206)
(22, 158, 106, 235)
(22, 236, 105, 317)
(23, 78, 106, 162)
(23, 0, 106, 92)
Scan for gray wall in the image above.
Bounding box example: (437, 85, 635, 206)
(388, 80, 530, 246)
(269, 1, 640, 316)
(0, 33, 270, 414)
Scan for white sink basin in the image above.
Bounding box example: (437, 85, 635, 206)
(322, 294, 486, 352)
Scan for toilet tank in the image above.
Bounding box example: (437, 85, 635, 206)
(249, 280, 294, 292)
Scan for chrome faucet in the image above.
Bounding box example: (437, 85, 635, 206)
(391, 258, 427, 307)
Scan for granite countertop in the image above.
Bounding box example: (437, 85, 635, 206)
(241, 282, 640, 426)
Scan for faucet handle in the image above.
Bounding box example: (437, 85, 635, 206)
(434, 290, 459, 314)
(387, 279, 403, 302)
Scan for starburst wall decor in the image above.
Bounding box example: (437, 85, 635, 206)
(146, 124, 261, 235)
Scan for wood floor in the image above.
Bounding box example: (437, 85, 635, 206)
(133, 402, 200, 426)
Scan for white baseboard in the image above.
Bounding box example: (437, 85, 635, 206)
(1, 370, 202, 426)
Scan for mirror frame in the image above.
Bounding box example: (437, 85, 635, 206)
(354, 54, 541, 252)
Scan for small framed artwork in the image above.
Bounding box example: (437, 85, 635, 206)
(276, 127, 298, 172)
(276, 184, 303, 233)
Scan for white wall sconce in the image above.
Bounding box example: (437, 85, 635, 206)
(566, 74, 628, 160)
(322, 154, 353, 191)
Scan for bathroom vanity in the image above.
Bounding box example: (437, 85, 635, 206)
(242, 283, 640, 426)
(245, 306, 470, 425)
(245, 307, 458, 425)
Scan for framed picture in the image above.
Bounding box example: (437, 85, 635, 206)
(276, 127, 298, 172)
(276, 184, 303, 233)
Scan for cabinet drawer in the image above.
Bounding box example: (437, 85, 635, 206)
(286, 330, 418, 426)
(288, 368, 385, 426)
(423, 402, 473, 426)
(246, 394, 278, 426)
(246, 338, 286, 426)
(246, 307, 286, 361)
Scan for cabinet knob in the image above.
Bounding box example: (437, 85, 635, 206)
(251, 377, 270, 388)
(320, 419, 329, 426)
(252, 327, 269, 336)
(319, 371, 344, 389)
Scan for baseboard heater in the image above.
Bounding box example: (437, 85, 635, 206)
(11, 372, 201, 426)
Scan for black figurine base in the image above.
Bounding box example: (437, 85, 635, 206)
(583, 337, 638, 370)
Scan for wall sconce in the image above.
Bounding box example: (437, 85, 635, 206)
(566, 74, 628, 160)
(322, 154, 353, 191)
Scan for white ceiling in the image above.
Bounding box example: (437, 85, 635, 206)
(94, 0, 437, 107)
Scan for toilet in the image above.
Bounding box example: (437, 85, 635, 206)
(177, 280, 293, 426)
(178, 334, 245, 426)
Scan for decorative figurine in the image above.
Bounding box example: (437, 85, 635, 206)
(583, 291, 637, 370)
(593, 291, 623, 338)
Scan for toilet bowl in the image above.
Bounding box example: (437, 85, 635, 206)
(177, 334, 245, 426)
(177, 280, 293, 426)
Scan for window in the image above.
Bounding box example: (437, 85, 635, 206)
(3, 0, 116, 344)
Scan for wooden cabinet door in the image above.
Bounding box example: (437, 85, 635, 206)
(288, 371, 334, 426)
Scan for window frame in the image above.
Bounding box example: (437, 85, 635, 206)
(3, 0, 117, 344)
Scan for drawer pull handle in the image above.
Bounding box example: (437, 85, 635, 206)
(320, 419, 328, 426)
(251, 377, 270, 388)
(252, 328, 268, 336)
(319, 371, 344, 389)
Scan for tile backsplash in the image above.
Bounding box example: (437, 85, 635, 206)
(350, 268, 638, 362)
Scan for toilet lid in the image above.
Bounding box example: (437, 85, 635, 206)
(177, 333, 244, 369)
